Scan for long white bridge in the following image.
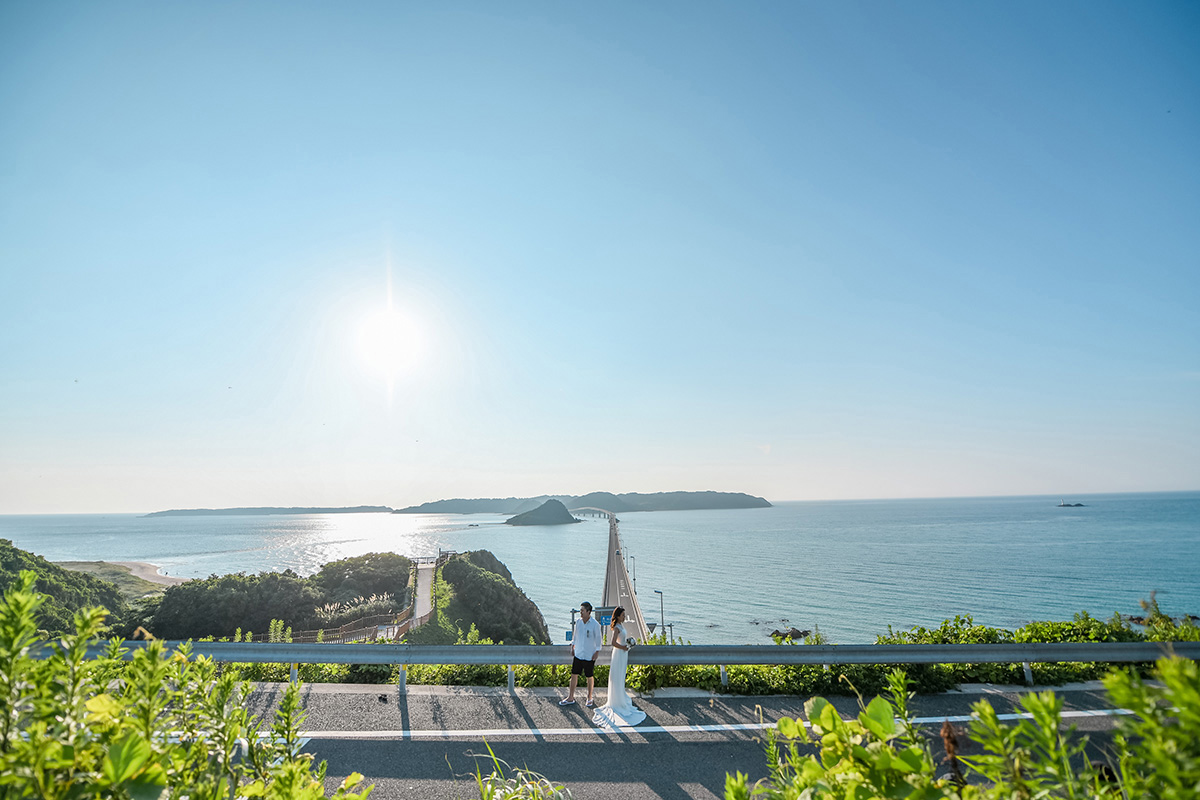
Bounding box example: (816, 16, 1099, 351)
(595, 511, 651, 643)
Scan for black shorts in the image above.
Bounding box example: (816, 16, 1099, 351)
(571, 656, 595, 678)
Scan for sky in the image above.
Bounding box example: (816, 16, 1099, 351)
(1, 2, 1197, 513)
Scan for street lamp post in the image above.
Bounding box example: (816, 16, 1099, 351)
(654, 589, 664, 635)
(630, 555, 636, 593)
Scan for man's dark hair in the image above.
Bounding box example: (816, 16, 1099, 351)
(580, 601, 593, 611)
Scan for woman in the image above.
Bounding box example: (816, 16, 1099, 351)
(592, 606, 646, 727)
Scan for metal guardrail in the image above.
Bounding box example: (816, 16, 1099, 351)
(44, 640, 1199, 692)
(69, 640, 1199, 667)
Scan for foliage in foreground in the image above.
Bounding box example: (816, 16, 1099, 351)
(0, 571, 371, 799)
(474, 743, 573, 800)
(724, 657, 1200, 800)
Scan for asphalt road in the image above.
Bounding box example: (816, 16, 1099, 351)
(245, 681, 1126, 800)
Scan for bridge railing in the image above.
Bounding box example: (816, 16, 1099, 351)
(56, 640, 1199, 692)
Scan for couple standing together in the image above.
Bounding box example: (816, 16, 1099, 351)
(559, 601, 646, 727)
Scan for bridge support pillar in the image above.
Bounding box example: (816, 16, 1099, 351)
(507, 665, 516, 692)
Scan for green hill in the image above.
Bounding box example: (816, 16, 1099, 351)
(505, 499, 581, 526)
(408, 551, 549, 644)
(0, 539, 129, 635)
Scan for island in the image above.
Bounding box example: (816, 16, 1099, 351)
(504, 499, 582, 526)
(143, 506, 394, 517)
(396, 490, 771, 515)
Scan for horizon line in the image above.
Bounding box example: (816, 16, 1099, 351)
(3, 488, 1198, 516)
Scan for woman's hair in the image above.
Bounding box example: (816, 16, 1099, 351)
(613, 606, 625, 624)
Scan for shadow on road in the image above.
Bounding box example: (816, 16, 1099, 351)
(315, 737, 769, 800)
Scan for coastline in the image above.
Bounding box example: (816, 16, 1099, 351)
(108, 561, 190, 586)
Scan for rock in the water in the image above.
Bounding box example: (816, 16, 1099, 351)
(769, 627, 811, 640)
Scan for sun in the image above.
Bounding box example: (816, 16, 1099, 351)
(357, 307, 423, 381)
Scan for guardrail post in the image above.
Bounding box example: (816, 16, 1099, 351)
(289, 663, 298, 683)
(719, 665, 728, 688)
(397, 664, 407, 695)
(507, 665, 516, 692)
(1023, 662, 1034, 686)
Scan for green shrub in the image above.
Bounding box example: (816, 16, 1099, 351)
(726, 657, 1200, 799)
(148, 570, 323, 640)
(441, 557, 550, 644)
(312, 552, 412, 604)
(725, 669, 954, 799)
(462, 550, 515, 584)
(475, 743, 572, 799)
(407, 624, 509, 686)
(1139, 593, 1200, 643)
(1014, 611, 1142, 683)
(875, 615, 1020, 691)
(314, 594, 400, 628)
(1105, 656, 1200, 798)
(0, 571, 372, 799)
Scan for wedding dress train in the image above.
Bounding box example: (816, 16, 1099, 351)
(592, 622, 646, 728)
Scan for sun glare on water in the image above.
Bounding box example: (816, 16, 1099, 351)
(357, 306, 424, 384)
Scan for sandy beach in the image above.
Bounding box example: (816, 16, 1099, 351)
(109, 562, 190, 586)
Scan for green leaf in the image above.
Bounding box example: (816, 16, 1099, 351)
(85, 693, 122, 722)
(893, 746, 926, 774)
(127, 764, 167, 800)
(241, 780, 267, 797)
(103, 735, 151, 784)
(860, 696, 896, 741)
(777, 716, 802, 739)
(807, 697, 842, 734)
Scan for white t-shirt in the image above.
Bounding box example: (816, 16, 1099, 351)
(572, 617, 602, 660)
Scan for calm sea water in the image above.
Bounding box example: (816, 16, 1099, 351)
(2, 492, 1197, 644)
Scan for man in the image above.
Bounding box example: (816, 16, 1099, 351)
(561, 601, 602, 708)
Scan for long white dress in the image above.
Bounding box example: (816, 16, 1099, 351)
(592, 622, 646, 728)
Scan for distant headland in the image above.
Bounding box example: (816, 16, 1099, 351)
(143, 506, 394, 518)
(396, 490, 771, 515)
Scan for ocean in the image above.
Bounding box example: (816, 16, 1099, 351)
(2, 492, 1197, 644)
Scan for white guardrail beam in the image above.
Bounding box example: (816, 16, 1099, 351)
(54, 640, 1200, 666)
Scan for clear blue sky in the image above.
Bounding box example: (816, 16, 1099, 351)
(2, 2, 1197, 513)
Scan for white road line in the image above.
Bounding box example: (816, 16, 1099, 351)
(911, 708, 1135, 725)
(302, 723, 772, 739)
(300, 708, 1135, 740)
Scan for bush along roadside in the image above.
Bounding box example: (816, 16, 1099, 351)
(1, 571, 579, 800)
(724, 656, 1200, 800)
(0, 571, 372, 800)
